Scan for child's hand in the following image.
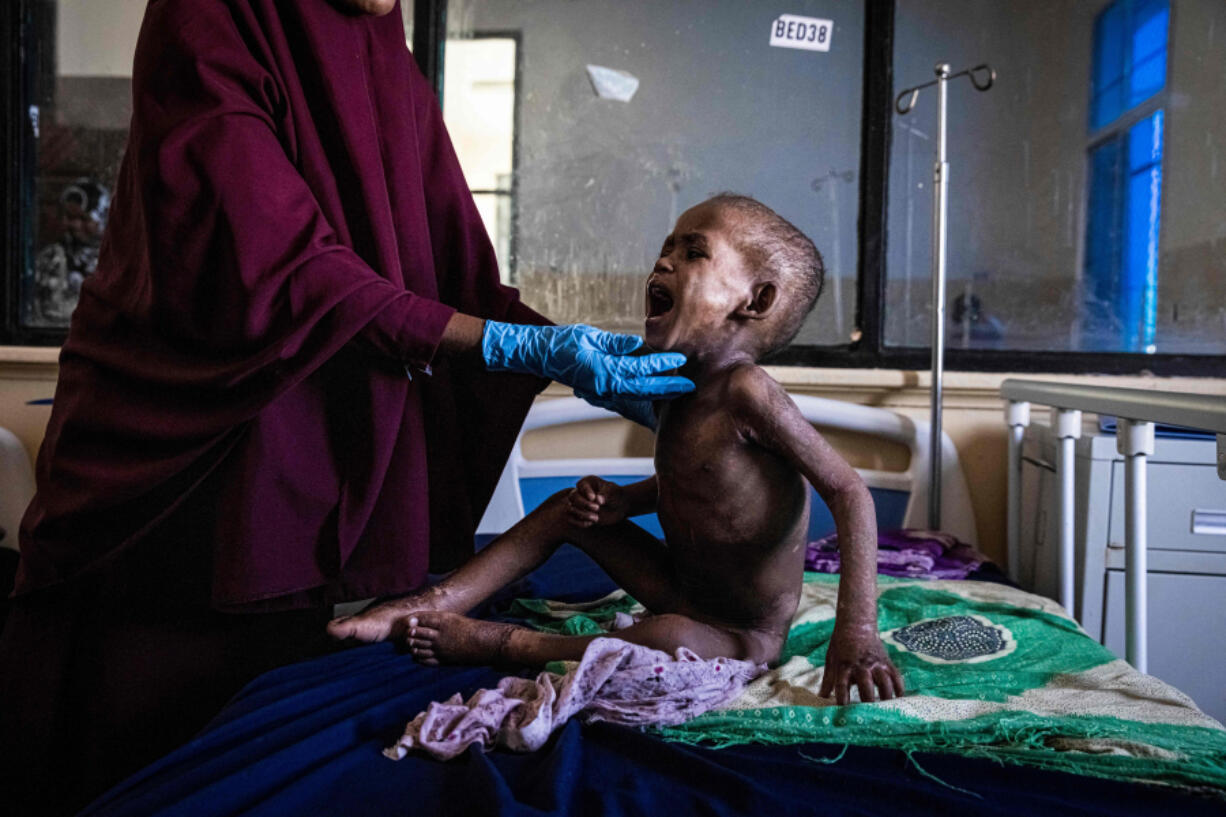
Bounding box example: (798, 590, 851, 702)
(567, 476, 629, 527)
(820, 622, 905, 705)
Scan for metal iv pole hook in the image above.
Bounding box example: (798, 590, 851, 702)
(894, 63, 995, 115)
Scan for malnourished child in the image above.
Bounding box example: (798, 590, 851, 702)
(331, 194, 903, 705)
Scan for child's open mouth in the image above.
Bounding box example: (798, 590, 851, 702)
(646, 282, 675, 319)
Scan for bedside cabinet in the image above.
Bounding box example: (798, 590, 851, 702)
(1016, 421, 1226, 723)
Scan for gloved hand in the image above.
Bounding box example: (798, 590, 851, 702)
(482, 322, 693, 400)
(574, 388, 659, 430)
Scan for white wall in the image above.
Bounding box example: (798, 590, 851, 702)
(56, 0, 145, 77)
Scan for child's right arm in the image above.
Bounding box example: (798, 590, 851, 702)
(726, 364, 904, 705)
(567, 475, 658, 527)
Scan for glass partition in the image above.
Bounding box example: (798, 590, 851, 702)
(886, 0, 1226, 356)
(18, 0, 139, 331)
(10, 1, 1224, 369)
(439, 0, 865, 345)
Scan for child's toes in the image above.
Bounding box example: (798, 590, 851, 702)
(412, 611, 447, 630)
(325, 616, 355, 640)
(410, 624, 440, 642)
(389, 616, 419, 642)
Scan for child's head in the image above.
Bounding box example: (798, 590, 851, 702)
(645, 193, 823, 362)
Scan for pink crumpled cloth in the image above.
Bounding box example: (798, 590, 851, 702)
(385, 636, 764, 761)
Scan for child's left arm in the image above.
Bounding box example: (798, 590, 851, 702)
(728, 366, 904, 705)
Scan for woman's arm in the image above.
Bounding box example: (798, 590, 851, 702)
(437, 313, 486, 357)
(117, 2, 689, 405)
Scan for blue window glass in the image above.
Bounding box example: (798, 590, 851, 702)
(1128, 3, 1169, 107)
(1085, 112, 1164, 353)
(1084, 0, 1167, 353)
(1125, 111, 1163, 351)
(1090, 0, 1168, 130)
(1084, 139, 1124, 341)
(1091, 3, 1126, 129)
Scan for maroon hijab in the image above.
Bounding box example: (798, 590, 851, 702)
(17, 0, 546, 608)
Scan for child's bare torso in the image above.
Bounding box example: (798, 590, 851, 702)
(654, 364, 808, 638)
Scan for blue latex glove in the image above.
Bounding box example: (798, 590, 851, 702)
(482, 322, 693, 400)
(574, 388, 659, 430)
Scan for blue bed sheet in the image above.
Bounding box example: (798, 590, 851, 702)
(83, 546, 1223, 817)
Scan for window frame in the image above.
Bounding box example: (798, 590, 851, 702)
(440, 30, 522, 284)
(2, 0, 52, 348)
(0, 0, 15, 343)
(3, 0, 1223, 376)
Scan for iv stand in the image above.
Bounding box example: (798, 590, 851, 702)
(895, 62, 994, 531)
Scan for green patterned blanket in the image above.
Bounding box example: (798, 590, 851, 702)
(513, 575, 1226, 791)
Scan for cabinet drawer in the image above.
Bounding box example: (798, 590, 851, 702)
(1108, 462, 1226, 553)
(1103, 570, 1226, 722)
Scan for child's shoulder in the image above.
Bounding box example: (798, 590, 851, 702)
(720, 361, 789, 412)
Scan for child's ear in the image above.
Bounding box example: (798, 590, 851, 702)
(734, 281, 779, 321)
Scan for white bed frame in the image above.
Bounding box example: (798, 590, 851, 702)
(0, 427, 34, 552)
(478, 395, 977, 545)
(1002, 379, 1226, 674)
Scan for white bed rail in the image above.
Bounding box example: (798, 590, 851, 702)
(479, 395, 977, 545)
(1001, 379, 1226, 673)
(0, 426, 34, 552)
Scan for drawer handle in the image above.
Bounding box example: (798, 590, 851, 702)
(1190, 509, 1226, 536)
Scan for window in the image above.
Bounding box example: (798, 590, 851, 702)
(2, 0, 139, 342)
(881, 0, 1223, 366)
(442, 36, 518, 282)
(1084, 0, 1169, 353)
(5, 0, 1226, 374)
(1084, 110, 1164, 353)
(1090, 0, 1168, 130)
(437, 0, 864, 345)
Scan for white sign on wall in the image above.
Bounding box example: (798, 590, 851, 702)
(769, 14, 834, 52)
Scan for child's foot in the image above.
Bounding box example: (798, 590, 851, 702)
(327, 586, 466, 643)
(405, 611, 519, 666)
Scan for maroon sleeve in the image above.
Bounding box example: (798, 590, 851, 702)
(359, 62, 550, 361)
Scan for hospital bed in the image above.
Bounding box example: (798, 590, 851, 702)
(79, 394, 1226, 816)
(0, 425, 34, 552)
(476, 394, 978, 547)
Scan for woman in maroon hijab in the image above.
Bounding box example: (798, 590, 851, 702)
(0, 1, 689, 812)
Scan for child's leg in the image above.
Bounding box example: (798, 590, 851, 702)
(328, 491, 581, 642)
(332, 490, 704, 647)
(407, 610, 777, 666)
(401, 488, 785, 665)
